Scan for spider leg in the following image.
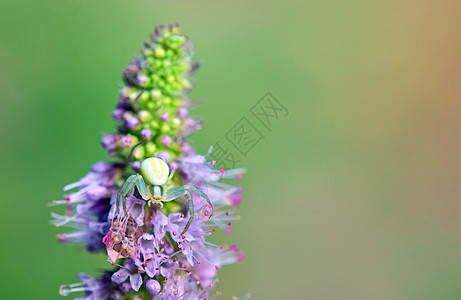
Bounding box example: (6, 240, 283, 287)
(121, 181, 136, 216)
(162, 186, 187, 202)
(117, 175, 137, 216)
(164, 184, 174, 194)
(162, 186, 191, 234)
(167, 167, 176, 183)
(133, 174, 150, 201)
(181, 190, 194, 235)
(184, 185, 213, 216)
(163, 185, 211, 235)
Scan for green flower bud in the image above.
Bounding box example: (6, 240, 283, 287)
(151, 90, 161, 100)
(155, 47, 165, 58)
(138, 110, 151, 121)
(145, 141, 157, 156)
(133, 145, 145, 160)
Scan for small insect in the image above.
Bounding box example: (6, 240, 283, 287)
(116, 156, 212, 235)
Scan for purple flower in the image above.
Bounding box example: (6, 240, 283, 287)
(178, 152, 246, 233)
(59, 272, 118, 299)
(152, 275, 215, 300)
(149, 211, 166, 242)
(179, 142, 194, 156)
(111, 260, 143, 292)
(121, 135, 132, 147)
(50, 162, 119, 252)
(180, 117, 202, 137)
(101, 134, 120, 151)
(112, 108, 125, 121)
(230, 190, 242, 207)
(124, 58, 144, 86)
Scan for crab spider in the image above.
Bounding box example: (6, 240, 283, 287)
(116, 156, 212, 235)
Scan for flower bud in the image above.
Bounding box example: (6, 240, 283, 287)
(146, 279, 161, 294)
(126, 116, 140, 129)
(150, 90, 162, 100)
(137, 74, 149, 86)
(177, 107, 188, 118)
(160, 112, 169, 122)
(141, 128, 152, 140)
(138, 110, 150, 121)
(160, 136, 173, 147)
(156, 151, 170, 163)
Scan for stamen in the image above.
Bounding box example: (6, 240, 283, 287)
(63, 181, 80, 191)
(204, 241, 223, 249)
(59, 283, 88, 296)
(51, 214, 79, 227)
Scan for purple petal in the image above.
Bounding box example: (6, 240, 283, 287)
(145, 259, 159, 277)
(111, 268, 130, 284)
(129, 272, 143, 292)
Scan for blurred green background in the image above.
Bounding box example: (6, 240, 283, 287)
(2, 0, 461, 299)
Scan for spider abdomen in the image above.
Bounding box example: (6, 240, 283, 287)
(139, 157, 169, 186)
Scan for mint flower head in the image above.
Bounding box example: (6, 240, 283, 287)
(51, 24, 248, 299)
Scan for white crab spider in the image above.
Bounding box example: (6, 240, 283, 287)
(116, 156, 212, 235)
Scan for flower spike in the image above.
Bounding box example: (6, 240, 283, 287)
(51, 24, 248, 299)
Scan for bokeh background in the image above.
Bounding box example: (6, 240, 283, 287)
(2, 0, 461, 299)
